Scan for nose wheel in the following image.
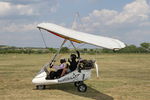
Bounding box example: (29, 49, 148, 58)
(74, 81, 87, 92)
(36, 85, 46, 90)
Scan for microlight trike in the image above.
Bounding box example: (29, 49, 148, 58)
(32, 23, 125, 92)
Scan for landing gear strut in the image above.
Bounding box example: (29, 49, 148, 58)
(74, 81, 83, 87)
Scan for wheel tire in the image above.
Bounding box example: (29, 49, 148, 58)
(74, 81, 83, 87)
(77, 84, 87, 92)
(36, 85, 46, 90)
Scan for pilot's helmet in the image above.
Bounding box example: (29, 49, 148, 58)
(70, 54, 77, 59)
(60, 58, 66, 64)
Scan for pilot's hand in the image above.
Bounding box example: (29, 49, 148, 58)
(76, 50, 80, 59)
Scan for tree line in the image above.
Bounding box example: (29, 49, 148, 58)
(0, 42, 149, 54)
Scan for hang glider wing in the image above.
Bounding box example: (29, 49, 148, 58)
(37, 23, 126, 50)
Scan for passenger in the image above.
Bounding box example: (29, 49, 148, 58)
(47, 59, 67, 78)
(52, 59, 67, 70)
(60, 64, 70, 77)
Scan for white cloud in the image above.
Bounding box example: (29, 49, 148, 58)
(123, 29, 150, 45)
(76, 0, 150, 45)
(0, 2, 36, 16)
(0, 2, 11, 16)
(0, 1, 59, 32)
(1, 22, 37, 32)
(140, 21, 150, 26)
(49, 3, 59, 13)
(81, 9, 118, 32)
(16, 4, 35, 15)
(109, 0, 150, 24)
(80, 0, 150, 32)
(0, 1, 59, 16)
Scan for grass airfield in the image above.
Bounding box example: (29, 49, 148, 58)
(0, 53, 150, 100)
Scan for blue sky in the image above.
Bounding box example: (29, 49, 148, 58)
(0, 0, 150, 48)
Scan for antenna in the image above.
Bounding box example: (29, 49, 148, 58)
(71, 12, 85, 31)
(72, 12, 78, 30)
(71, 12, 86, 48)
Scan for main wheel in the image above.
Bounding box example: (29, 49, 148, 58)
(77, 84, 87, 92)
(74, 81, 83, 87)
(36, 85, 46, 90)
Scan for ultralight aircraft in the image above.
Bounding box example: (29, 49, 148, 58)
(32, 23, 126, 92)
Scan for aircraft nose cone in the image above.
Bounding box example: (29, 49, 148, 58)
(32, 78, 37, 84)
(32, 77, 44, 85)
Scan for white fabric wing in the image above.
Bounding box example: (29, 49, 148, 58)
(37, 23, 126, 50)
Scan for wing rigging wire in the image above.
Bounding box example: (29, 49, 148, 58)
(39, 29, 48, 48)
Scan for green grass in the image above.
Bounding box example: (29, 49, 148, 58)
(0, 54, 150, 100)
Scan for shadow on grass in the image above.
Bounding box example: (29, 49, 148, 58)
(43, 83, 114, 100)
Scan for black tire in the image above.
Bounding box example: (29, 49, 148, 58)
(77, 84, 87, 92)
(74, 81, 83, 87)
(36, 85, 46, 90)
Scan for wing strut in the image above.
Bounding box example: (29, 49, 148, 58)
(49, 39, 67, 66)
(39, 29, 48, 48)
(38, 39, 67, 75)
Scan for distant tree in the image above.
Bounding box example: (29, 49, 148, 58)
(83, 48, 88, 53)
(36, 50, 43, 54)
(118, 45, 138, 53)
(48, 48, 57, 53)
(140, 43, 150, 49)
(140, 43, 150, 52)
(137, 47, 146, 53)
(0, 43, 149, 54)
(26, 48, 32, 54)
(60, 47, 70, 53)
(101, 48, 114, 53)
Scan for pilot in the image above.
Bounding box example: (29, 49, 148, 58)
(60, 54, 78, 77)
(61, 51, 80, 77)
(68, 51, 80, 72)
